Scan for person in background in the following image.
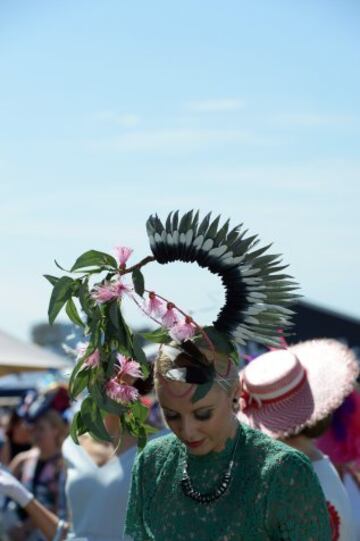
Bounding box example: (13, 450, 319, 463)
(238, 338, 359, 541)
(0, 370, 166, 541)
(317, 388, 360, 540)
(0, 410, 33, 466)
(2, 384, 70, 541)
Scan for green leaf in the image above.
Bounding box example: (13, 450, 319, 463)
(131, 401, 149, 424)
(132, 335, 147, 363)
(70, 411, 88, 444)
(107, 302, 132, 354)
(71, 250, 118, 272)
(141, 327, 171, 344)
(132, 268, 145, 297)
(69, 355, 88, 398)
(137, 426, 147, 449)
(132, 336, 150, 378)
(48, 276, 75, 324)
(79, 278, 94, 317)
(43, 274, 59, 286)
(87, 312, 103, 349)
(80, 396, 112, 442)
(144, 423, 158, 435)
(71, 367, 90, 398)
(66, 298, 85, 328)
(54, 259, 70, 272)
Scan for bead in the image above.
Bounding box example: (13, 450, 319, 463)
(180, 431, 239, 504)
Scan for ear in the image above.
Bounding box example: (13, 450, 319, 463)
(231, 378, 241, 402)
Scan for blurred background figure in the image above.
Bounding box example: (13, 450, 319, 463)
(238, 339, 359, 541)
(2, 384, 70, 541)
(0, 410, 32, 466)
(317, 388, 360, 540)
(0, 368, 166, 541)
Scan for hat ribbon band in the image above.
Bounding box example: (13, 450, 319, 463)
(240, 370, 307, 410)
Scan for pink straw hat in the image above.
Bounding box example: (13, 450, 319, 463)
(237, 339, 359, 439)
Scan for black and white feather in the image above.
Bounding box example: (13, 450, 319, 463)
(146, 210, 300, 347)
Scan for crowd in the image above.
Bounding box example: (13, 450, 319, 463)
(0, 209, 359, 541)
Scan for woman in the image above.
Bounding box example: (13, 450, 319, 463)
(0, 420, 153, 541)
(317, 388, 360, 539)
(43, 210, 331, 539)
(3, 386, 69, 541)
(0, 377, 164, 541)
(0, 410, 32, 466)
(238, 340, 359, 540)
(124, 344, 331, 540)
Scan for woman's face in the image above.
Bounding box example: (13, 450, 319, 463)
(31, 418, 60, 451)
(157, 379, 238, 455)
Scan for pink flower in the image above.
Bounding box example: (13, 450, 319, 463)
(116, 354, 143, 379)
(144, 291, 165, 317)
(114, 246, 133, 268)
(169, 317, 196, 342)
(76, 342, 101, 369)
(105, 379, 139, 404)
(161, 303, 178, 328)
(91, 279, 131, 304)
(84, 349, 100, 368)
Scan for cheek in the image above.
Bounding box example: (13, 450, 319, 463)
(164, 418, 181, 436)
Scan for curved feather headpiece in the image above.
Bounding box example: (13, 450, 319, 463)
(147, 210, 299, 348)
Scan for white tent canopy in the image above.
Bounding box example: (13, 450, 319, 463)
(0, 329, 72, 376)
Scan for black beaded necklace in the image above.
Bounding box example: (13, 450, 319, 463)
(181, 429, 240, 504)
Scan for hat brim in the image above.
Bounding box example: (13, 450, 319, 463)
(238, 339, 359, 438)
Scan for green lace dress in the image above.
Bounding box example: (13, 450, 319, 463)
(125, 423, 331, 541)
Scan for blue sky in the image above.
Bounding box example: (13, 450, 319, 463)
(1, 0, 359, 341)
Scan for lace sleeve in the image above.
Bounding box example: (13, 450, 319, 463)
(266, 452, 331, 540)
(124, 452, 150, 541)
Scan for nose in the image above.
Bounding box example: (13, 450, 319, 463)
(180, 416, 198, 442)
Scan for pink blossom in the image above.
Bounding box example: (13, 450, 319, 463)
(169, 317, 196, 341)
(161, 303, 178, 328)
(91, 279, 131, 304)
(114, 246, 133, 268)
(116, 354, 143, 379)
(105, 379, 139, 404)
(76, 342, 101, 369)
(84, 349, 101, 368)
(144, 291, 165, 317)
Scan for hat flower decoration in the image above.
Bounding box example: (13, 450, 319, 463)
(45, 210, 299, 447)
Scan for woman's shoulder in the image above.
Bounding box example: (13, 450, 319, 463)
(140, 431, 178, 458)
(134, 431, 179, 472)
(239, 423, 311, 471)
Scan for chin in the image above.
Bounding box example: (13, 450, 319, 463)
(187, 440, 213, 456)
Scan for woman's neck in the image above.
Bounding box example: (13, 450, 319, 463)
(38, 447, 60, 460)
(284, 435, 324, 461)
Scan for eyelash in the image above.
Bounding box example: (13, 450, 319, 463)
(164, 411, 213, 422)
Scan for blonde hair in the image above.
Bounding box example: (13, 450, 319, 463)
(154, 344, 239, 395)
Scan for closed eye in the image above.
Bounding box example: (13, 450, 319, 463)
(194, 410, 213, 421)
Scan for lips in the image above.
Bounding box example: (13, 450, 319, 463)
(185, 439, 205, 449)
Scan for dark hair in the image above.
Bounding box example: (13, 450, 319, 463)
(299, 414, 333, 439)
(133, 365, 154, 396)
